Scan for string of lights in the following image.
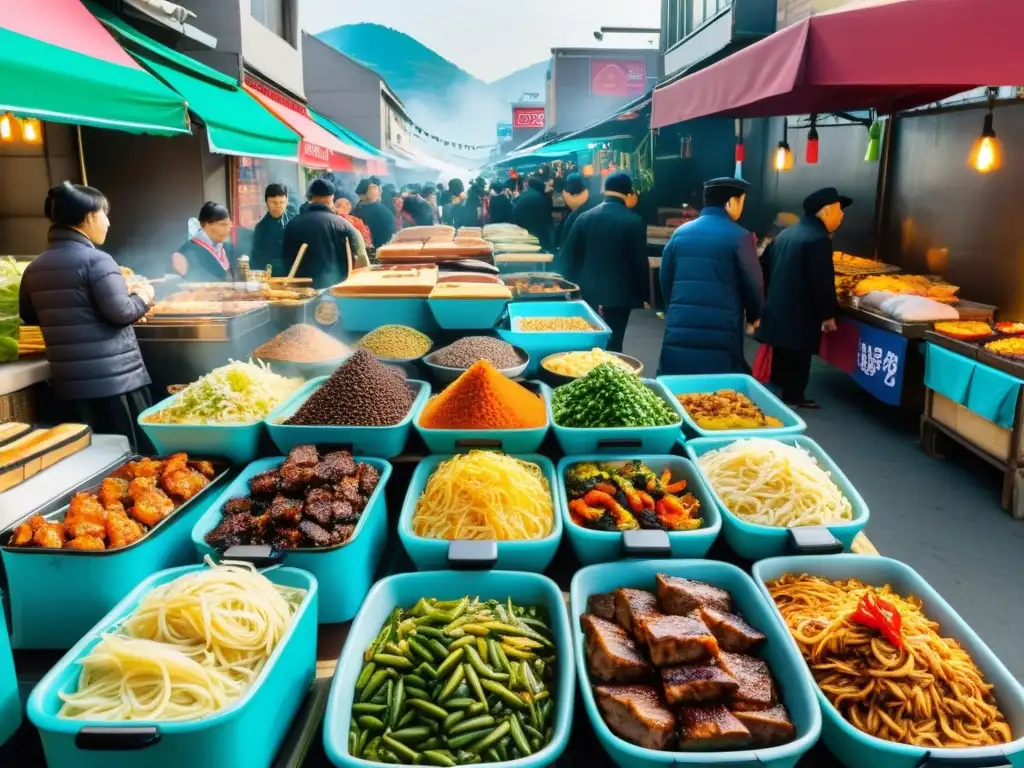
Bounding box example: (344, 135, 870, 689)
(412, 123, 496, 152)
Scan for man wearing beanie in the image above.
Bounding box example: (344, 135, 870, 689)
(658, 177, 763, 376)
(560, 171, 648, 352)
(555, 173, 598, 263)
(757, 187, 850, 408)
(282, 177, 362, 289)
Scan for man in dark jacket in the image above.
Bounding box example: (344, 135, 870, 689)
(513, 175, 553, 251)
(250, 183, 291, 275)
(283, 178, 360, 289)
(442, 178, 465, 227)
(555, 173, 598, 270)
(354, 182, 396, 248)
(757, 187, 848, 408)
(658, 177, 763, 376)
(488, 178, 515, 225)
(561, 171, 648, 352)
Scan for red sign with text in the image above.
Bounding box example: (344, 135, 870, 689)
(513, 107, 546, 129)
(590, 59, 647, 97)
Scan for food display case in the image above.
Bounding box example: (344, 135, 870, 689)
(329, 265, 439, 333)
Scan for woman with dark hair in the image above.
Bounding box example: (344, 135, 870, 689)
(19, 182, 155, 448)
(400, 195, 435, 228)
(171, 202, 235, 282)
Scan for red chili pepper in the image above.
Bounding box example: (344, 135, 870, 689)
(850, 592, 903, 649)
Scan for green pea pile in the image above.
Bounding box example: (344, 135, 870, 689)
(349, 596, 557, 765)
(552, 362, 681, 429)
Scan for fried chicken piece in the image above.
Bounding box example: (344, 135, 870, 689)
(67, 535, 106, 551)
(99, 477, 129, 508)
(161, 453, 189, 475)
(122, 457, 163, 479)
(64, 492, 108, 538)
(106, 502, 144, 548)
(10, 517, 40, 546)
(66, 520, 106, 539)
(192, 460, 216, 478)
(128, 477, 175, 527)
(160, 466, 209, 501)
(33, 521, 66, 549)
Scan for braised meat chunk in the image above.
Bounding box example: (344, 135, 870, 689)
(718, 652, 775, 711)
(637, 614, 719, 667)
(314, 451, 356, 483)
(299, 519, 333, 547)
(661, 663, 739, 705)
(587, 592, 618, 622)
(733, 704, 795, 746)
(356, 462, 380, 496)
(205, 513, 256, 550)
(594, 685, 676, 750)
(656, 573, 732, 615)
(280, 461, 317, 494)
(269, 495, 303, 526)
(613, 588, 661, 639)
(223, 496, 253, 517)
(249, 469, 281, 496)
(678, 705, 752, 750)
(697, 607, 766, 653)
(581, 614, 653, 683)
(287, 445, 319, 467)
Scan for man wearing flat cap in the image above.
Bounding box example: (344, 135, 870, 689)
(658, 177, 764, 375)
(757, 187, 850, 408)
(561, 171, 648, 351)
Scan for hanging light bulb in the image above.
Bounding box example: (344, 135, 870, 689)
(0, 114, 12, 142)
(774, 121, 794, 172)
(806, 114, 819, 164)
(20, 118, 42, 143)
(969, 100, 1003, 173)
(864, 120, 882, 162)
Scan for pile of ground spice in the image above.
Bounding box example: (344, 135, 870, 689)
(418, 360, 546, 430)
(286, 349, 415, 426)
(430, 336, 524, 370)
(253, 324, 352, 363)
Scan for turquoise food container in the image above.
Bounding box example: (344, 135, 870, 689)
(570, 559, 821, 768)
(547, 378, 684, 455)
(427, 296, 510, 330)
(0, 458, 231, 650)
(555, 454, 721, 564)
(137, 393, 268, 464)
(264, 378, 429, 459)
(26, 563, 318, 768)
(752, 555, 1024, 768)
(658, 373, 806, 439)
(496, 300, 611, 375)
(412, 381, 551, 454)
(336, 296, 437, 334)
(0, 601, 20, 747)
(685, 435, 870, 562)
(191, 456, 391, 623)
(398, 453, 562, 572)
(322, 569, 574, 768)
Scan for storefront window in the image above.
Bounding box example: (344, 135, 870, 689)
(688, 0, 731, 35)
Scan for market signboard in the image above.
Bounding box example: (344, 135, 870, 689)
(851, 321, 908, 405)
(513, 107, 545, 129)
(496, 122, 513, 140)
(590, 59, 647, 97)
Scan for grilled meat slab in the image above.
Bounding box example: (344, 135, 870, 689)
(718, 652, 775, 711)
(594, 685, 676, 751)
(613, 588, 660, 640)
(698, 607, 766, 653)
(637, 614, 719, 667)
(661, 663, 739, 705)
(656, 573, 732, 615)
(733, 704, 796, 746)
(582, 614, 653, 683)
(678, 705, 752, 750)
(587, 592, 617, 622)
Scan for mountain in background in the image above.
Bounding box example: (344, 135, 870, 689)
(315, 23, 547, 154)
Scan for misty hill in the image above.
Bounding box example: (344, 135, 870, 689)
(315, 23, 546, 150)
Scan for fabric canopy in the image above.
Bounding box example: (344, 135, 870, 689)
(652, 0, 1024, 128)
(0, 0, 188, 134)
(310, 111, 383, 158)
(90, 4, 300, 159)
(245, 87, 371, 170)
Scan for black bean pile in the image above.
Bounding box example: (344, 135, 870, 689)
(430, 336, 525, 369)
(285, 349, 415, 426)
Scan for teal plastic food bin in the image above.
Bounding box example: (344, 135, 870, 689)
(192, 455, 391, 623)
(264, 378, 429, 458)
(570, 559, 821, 768)
(659, 373, 806, 439)
(496, 300, 610, 375)
(685, 435, 869, 562)
(137, 393, 268, 464)
(0, 603, 19, 747)
(398, 453, 562, 572)
(323, 569, 574, 768)
(555, 454, 721, 564)
(547, 378, 684, 454)
(27, 563, 318, 768)
(336, 296, 437, 334)
(753, 555, 1024, 768)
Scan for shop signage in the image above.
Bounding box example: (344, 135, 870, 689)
(300, 141, 330, 167)
(497, 122, 513, 140)
(591, 59, 647, 97)
(513, 107, 545, 129)
(851, 321, 908, 405)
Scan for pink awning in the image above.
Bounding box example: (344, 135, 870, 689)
(1, 0, 142, 68)
(652, 0, 1024, 128)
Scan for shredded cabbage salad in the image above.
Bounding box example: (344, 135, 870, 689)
(147, 360, 302, 424)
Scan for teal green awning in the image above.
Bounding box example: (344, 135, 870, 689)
(535, 135, 633, 158)
(90, 4, 300, 160)
(310, 111, 383, 157)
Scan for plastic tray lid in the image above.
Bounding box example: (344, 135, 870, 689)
(429, 282, 512, 300)
(330, 265, 437, 296)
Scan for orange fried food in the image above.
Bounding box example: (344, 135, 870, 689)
(105, 502, 143, 548)
(161, 467, 209, 501)
(99, 477, 129, 508)
(193, 460, 215, 478)
(162, 452, 189, 475)
(122, 457, 164, 479)
(128, 477, 175, 527)
(65, 491, 108, 539)
(10, 517, 38, 546)
(67, 535, 106, 551)
(33, 521, 66, 549)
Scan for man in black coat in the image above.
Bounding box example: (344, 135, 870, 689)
(555, 173, 598, 271)
(488, 178, 515, 225)
(250, 183, 291, 275)
(560, 171, 648, 352)
(757, 187, 849, 408)
(354, 182, 396, 248)
(513, 175, 553, 251)
(282, 178, 361, 289)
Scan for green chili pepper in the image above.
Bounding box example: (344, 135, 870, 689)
(360, 669, 390, 702)
(389, 676, 405, 727)
(357, 715, 384, 730)
(408, 699, 448, 720)
(373, 653, 413, 670)
(439, 663, 466, 701)
(435, 647, 465, 679)
(408, 637, 435, 664)
(423, 750, 457, 767)
(381, 734, 420, 763)
(466, 720, 512, 754)
(480, 679, 526, 709)
(444, 697, 475, 710)
(352, 703, 387, 715)
(446, 728, 491, 749)
(442, 709, 466, 732)
(355, 662, 376, 691)
(464, 646, 509, 682)
(509, 714, 533, 755)
(388, 726, 431, 743)
(404, 674, 428, 689)
(448, 715, 496, 736)
(463, 663, 488, 711)
(448, 635, 475, 651)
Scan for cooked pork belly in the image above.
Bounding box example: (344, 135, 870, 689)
(717, 652, 775, 711)
(697, 607, 766, 652)
(661, 663, 739, 704)
(656, 573, 732, 615)
(637, 614, 719, 667)
(733, 704, 796, 746)
(678, 705, 752, 750)
(613, 588, 660, 640)
(582, 614, 653, 683)
(587, 592, 617, 622)
(594, 685, 676, 751)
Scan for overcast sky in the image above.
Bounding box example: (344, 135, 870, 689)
(300, 0, 662, 82)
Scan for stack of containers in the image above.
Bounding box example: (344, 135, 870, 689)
(329, 265, 439, 333)
(497, 301, 610, 376)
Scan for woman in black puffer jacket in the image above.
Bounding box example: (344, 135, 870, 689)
(19, 182, 155, 449)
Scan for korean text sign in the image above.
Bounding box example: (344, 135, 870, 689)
(852, 321, 908, 405)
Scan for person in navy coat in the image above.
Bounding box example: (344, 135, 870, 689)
(658, 177, 763, 375)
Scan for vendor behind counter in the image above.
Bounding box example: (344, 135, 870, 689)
(171, 202, 237, 283)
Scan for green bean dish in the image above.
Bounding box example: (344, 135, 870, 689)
(349, 596, 558, 765)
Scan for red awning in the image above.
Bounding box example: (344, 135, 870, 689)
(244, 82, 357, 171)
(652, 0, 1024, 128)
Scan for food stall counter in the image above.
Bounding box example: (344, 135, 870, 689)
(0, 359, 49, 398)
